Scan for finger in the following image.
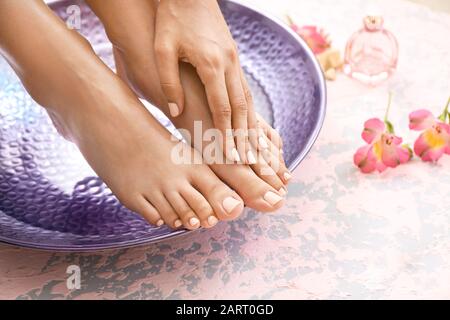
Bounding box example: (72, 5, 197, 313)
(154, 39, 184, 117)
(257, 113, 283, 150)
(197, 66, 238, 163)
(240, 68, 259, 156)
(226, 65, 251, 164)
(259, 134, 291, 185)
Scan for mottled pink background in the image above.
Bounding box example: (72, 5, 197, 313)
(1, 0, 450, 299)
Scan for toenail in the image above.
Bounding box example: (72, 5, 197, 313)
(264, 191, 283, 206)
(207, 216, 219, 226)
(223, 197, 243, 215)
(284, 172, 292, 181)
(259, 136, 269, 149)
(278, 187, 287, 196)
(247, 150, 257, 164)
(156, 219, 164, 227)
(189, 217, 200, 226)
(232, 148, 241, 162)
(168, 102, 180, 117)
(174, 219, 182, 228)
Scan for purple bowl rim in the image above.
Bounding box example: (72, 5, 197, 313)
(0, 0, 326, 252)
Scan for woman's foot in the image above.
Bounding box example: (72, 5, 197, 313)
(115, 47, 290, 212)
(90, 0, 291, 212)
(11, 12, 244, 229)
(169, 63, 291, 212)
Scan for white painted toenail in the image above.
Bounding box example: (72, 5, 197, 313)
(278, 188, 287, 196)
(156, 219, 164, 227)
(189, 217, 200, 226)
(208, 216, 218, 226)
(264, 191, 283, 206)
(259, 136, 269, 149)
(232, 148, 241, 162)
(284, 172, 292, 181)
(168, 102, 180, 117)
(223, 197, 242, 215)
(174, 219, 182, 228)
(247, 150, 257, 164)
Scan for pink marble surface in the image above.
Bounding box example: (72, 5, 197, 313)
(1, 0, 450, 299)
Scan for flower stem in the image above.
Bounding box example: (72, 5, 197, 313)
(438, 96, 450, 123)
(384, 92, 394, 133)
(384, 92, 393, 121)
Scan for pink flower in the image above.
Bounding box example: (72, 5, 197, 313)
(286, 16, 331, 55)
(409, 109, 450, 162)
(354, 118, 411, 173)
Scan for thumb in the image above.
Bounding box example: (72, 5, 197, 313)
(155, 43, 185, 117)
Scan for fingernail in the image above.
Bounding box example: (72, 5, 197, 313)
(247, 150, 257, 164)
(156, 219, 164, 227)
(259, 136, 269, 149)
(284, 172, 292, 181)
(189, 217, 200, 226)
(223, 197, 243, 215)
(280, 149, 284, 155)
(207, 216, 219, 226)
(264, 191, 283, 206)
(174, 219, 182, 228)
(232, 148, 241, 162)
(168, 102, 180, 117)
(278, 187, 287, 196)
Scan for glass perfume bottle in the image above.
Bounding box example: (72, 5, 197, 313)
(344, 15, 398, 86)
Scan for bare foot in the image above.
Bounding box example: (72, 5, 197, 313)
(115, 47, 289, 212)
(89, 0, 291, 212)
(0, 1, 244, 230)
(49, 75, 245, 229)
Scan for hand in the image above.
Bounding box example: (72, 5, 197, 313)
(154, 0, 259, 163)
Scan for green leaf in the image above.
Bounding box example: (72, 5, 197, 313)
(402, 144, 414, 160)
(385, 120, 395, 134)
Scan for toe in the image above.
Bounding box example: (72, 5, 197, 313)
(191, 169, 244, 221)
(181, 187, 219, 228)
(145, 193, 182, 229)
(134, 196, 164, 227)
(212, 165, 285, 212)
(164, 190, 201, 230)
(251, 152, 286, 194)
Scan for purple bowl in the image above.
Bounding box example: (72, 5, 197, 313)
(0, 0, 326, 251)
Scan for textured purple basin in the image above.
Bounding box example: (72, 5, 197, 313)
(0, 0, 326, 251)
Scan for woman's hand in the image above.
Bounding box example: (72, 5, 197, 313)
(154, 0, 258, 163)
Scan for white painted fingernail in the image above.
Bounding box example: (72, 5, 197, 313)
(247, 150, 257, 164)
(232, 148, 241, 162)
(259, 136, 269, 149)
(208, 216, 219, 226)
(223, 197, 243, 215)
(264, 191, 283, 206)
(174, 219, 182, 228)
(278, 188, 287, 196)
(189, 217, 200, 226)
(168, 102, 180, 117)
(156, 219, 164, 227)
(284, 172, 292, 181)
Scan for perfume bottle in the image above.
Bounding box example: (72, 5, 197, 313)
(344, 15, 398, 86)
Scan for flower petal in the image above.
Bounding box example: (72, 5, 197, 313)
(422, 148, 445, 162)
(409, 109, 435, 131)
(353, 145, 376, 173)
(414, 133, 430, 158)
(362, 118, 385, 144)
